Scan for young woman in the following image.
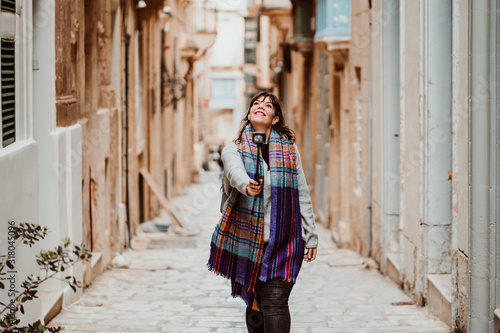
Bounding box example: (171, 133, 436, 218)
(208, 91, 318, 333)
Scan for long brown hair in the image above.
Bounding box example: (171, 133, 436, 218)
(236, 91, 296, 143)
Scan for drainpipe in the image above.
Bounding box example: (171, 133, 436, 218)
(366, 3, 373, 258)
(124, 33, 131, 248)
(89, 166, 94, 251)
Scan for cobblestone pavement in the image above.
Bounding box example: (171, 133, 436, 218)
(50, 175, 450, 332)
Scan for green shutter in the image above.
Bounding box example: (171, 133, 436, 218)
(1, 39, 15, 147)
(1, 0, 16, 13)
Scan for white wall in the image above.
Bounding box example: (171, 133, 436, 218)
(32, 0, 83, 302)
(0, 0, 41, 325)
(0, 141, 41, 325)
(210, 12, 245, 68)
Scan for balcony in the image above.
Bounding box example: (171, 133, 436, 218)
(315, 0, 351, 40)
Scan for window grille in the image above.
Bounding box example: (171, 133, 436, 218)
(1, 39, 15, 147)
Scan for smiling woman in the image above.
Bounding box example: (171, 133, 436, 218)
(236, 91, 296, 144)
(247, 97, 278, 135)
(208, 91, 318, 333)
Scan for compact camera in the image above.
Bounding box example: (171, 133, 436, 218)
(253, 132, 266, 145)
(252, 132, 266, 182)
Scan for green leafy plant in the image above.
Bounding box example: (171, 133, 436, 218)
(0, 223, 92, 333)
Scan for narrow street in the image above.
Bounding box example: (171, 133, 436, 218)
(49, 173, 449, 333)
(1, 0, 499, 330)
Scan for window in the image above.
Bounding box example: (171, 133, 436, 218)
(1, 0, 16, 147)
(244, 49, 256, 64)
(244, 17, 258, 64)
(0, 0, 31, 149)
(1, 39, 15, 147)
(315, 0, 351, 39)
(1, 0, 15, 13)
(244, 73, 256, 86)
(210, 78, 238, 109)
(212, 78, 236, 98)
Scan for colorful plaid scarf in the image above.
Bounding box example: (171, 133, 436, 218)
(207, 124, 304, 309)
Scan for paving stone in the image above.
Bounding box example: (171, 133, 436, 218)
(50, 181, 450, 332)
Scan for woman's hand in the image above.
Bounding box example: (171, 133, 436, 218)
(246, 179, 263, 196)
(304, 248, 317, 262)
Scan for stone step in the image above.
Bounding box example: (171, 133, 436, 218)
(427, 273, 452, 327)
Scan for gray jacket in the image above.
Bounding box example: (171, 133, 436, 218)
(221, 142, 318, 249)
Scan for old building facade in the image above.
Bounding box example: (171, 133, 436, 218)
(0, 0, 214, 326)
(369, 1, 495, 331)
(52, 0, 214, 307)
(252, 0, 500, 332)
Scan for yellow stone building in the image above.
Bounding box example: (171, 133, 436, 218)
(0, 0, 216, 325)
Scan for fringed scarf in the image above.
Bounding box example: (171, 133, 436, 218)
(207, 124, 304, 309)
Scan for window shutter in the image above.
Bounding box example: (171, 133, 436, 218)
(1, 39, 15, 147)
(1, 0, 16, 13)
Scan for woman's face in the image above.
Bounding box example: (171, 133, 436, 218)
(248, 96, 279, 130)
